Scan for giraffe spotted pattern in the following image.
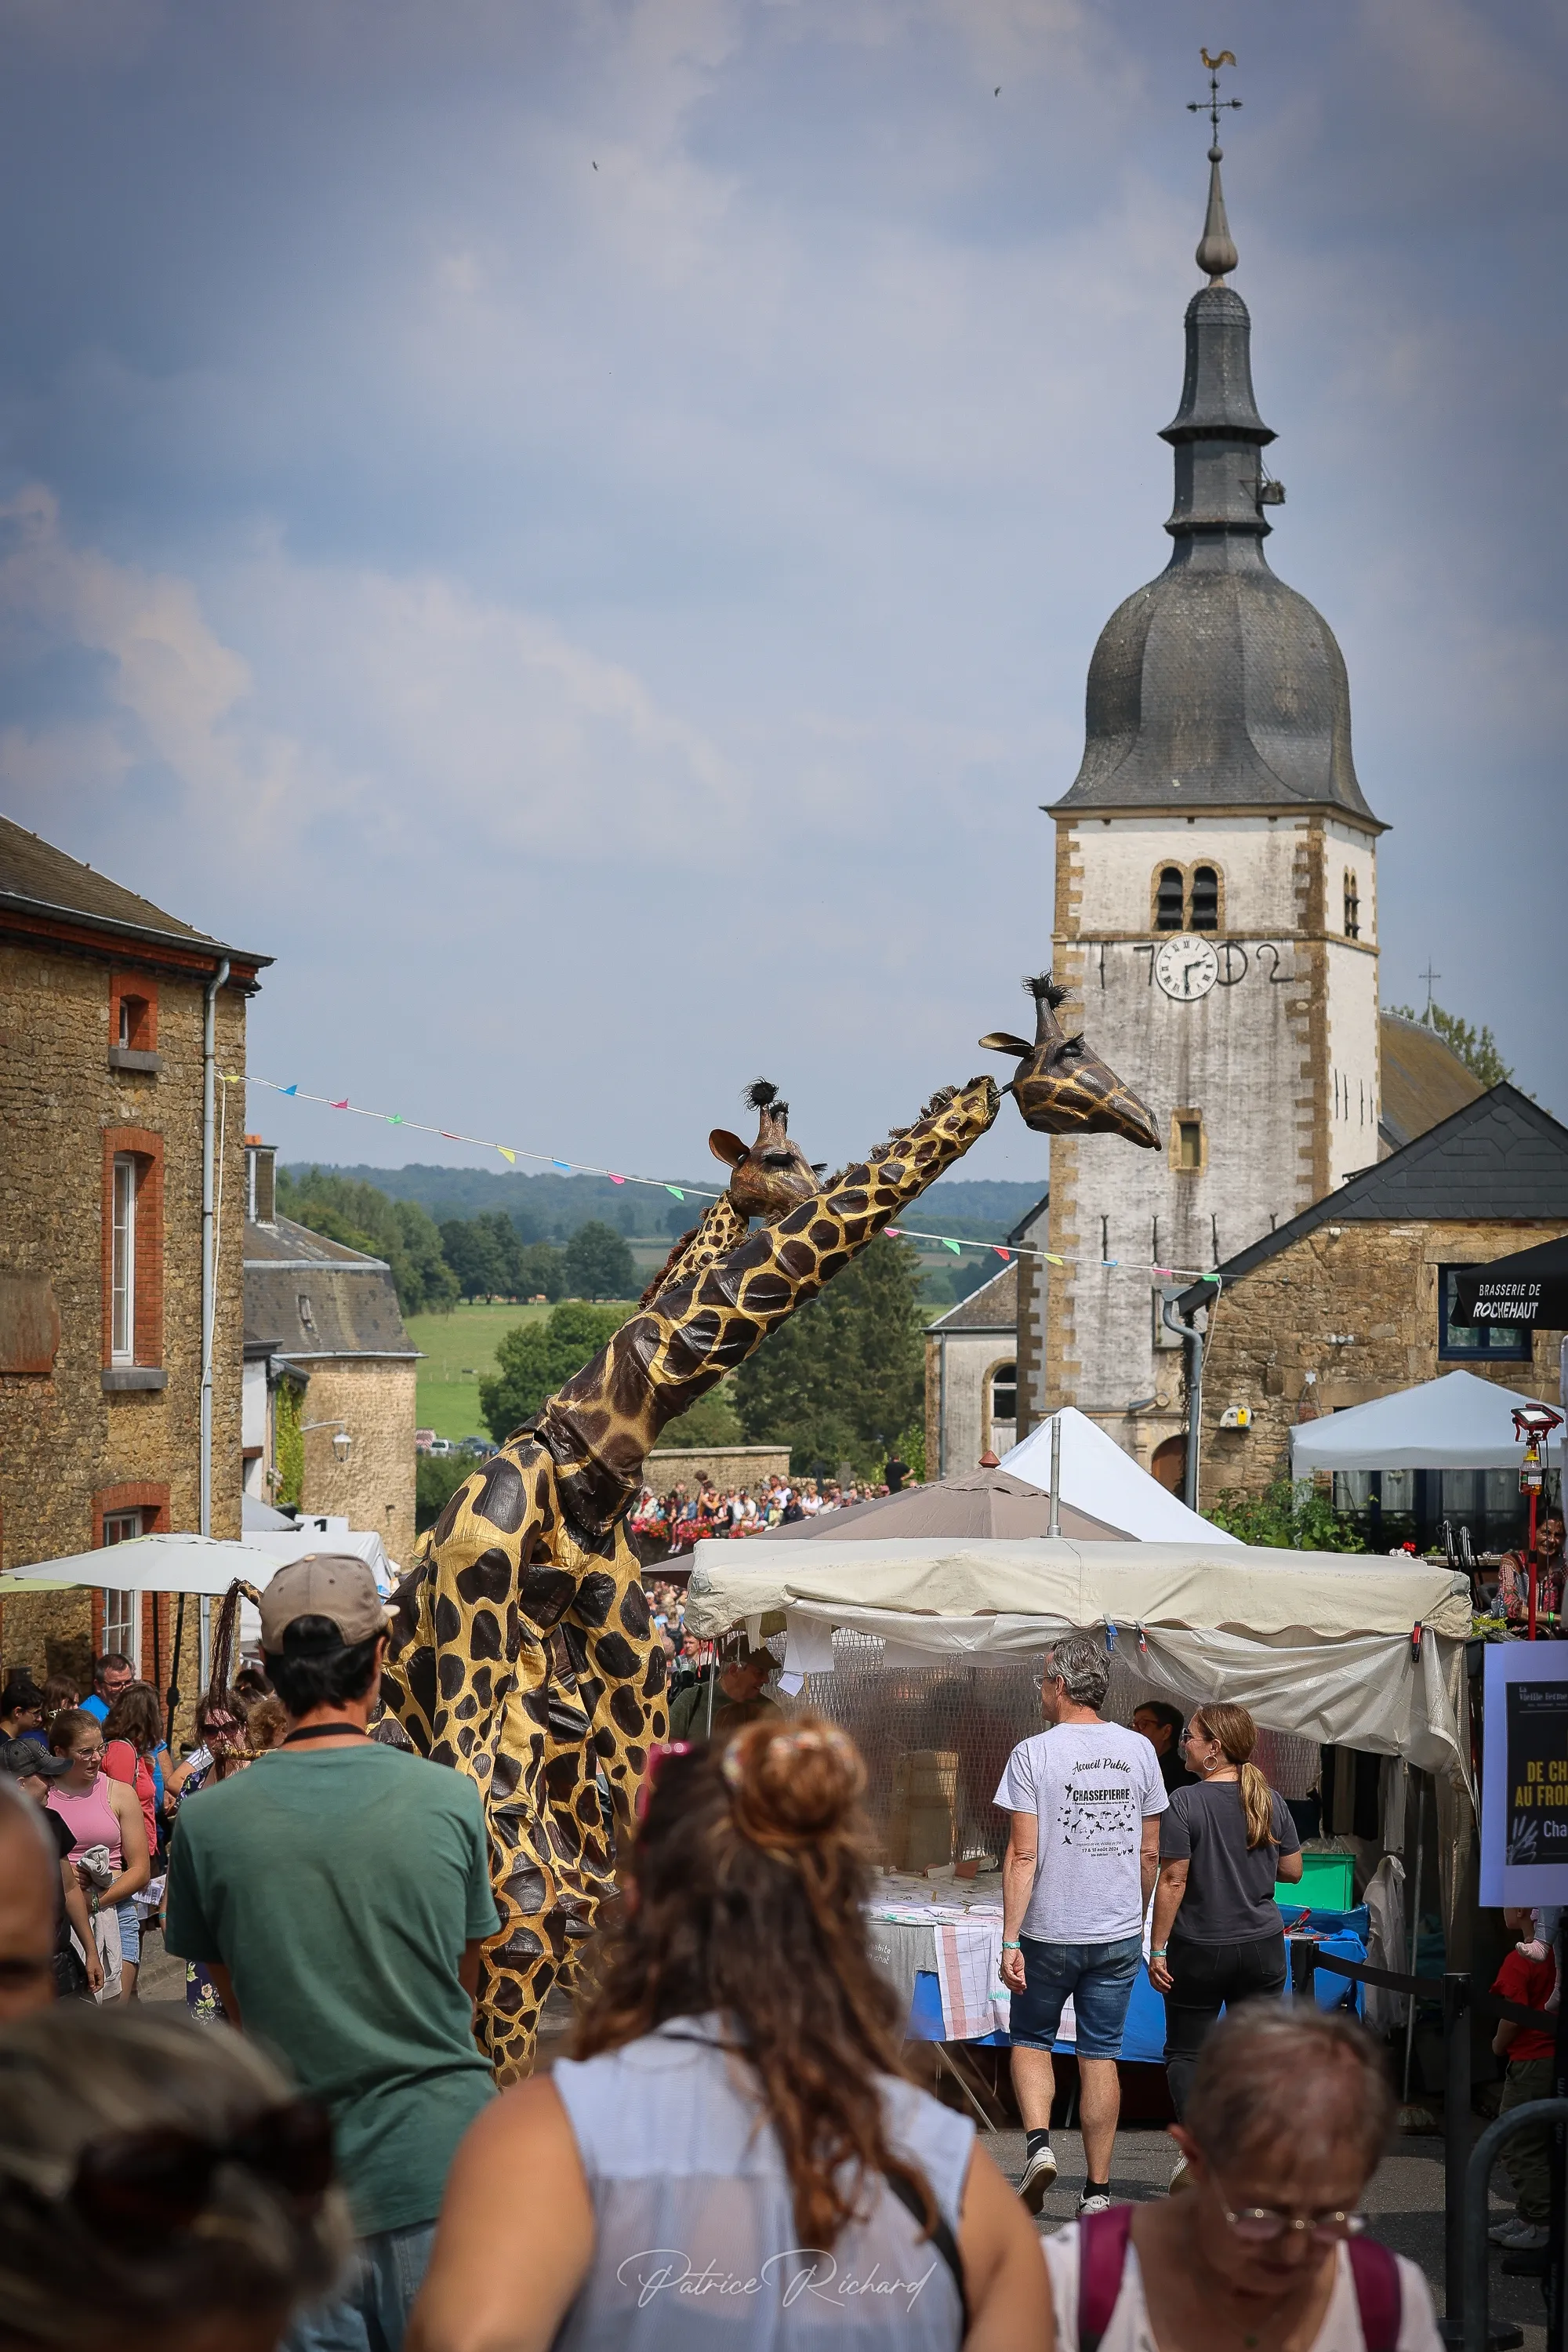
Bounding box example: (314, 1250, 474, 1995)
(381, 1075, 1000, 2077)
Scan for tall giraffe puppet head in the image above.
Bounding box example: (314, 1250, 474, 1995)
(981, 974, 1160, 1147)
(709, 1077, 823, 1218)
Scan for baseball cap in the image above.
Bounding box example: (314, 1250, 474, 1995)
(259, 1555, 393, 1652)
(0, 1737, 69, 1783)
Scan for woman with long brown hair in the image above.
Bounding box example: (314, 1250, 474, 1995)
(1147, 1703, 1305, 2176)
(409, 1715, 1049, 2351)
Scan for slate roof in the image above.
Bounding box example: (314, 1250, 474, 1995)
(1177, 1085, 1568, 1312)
(1378, 1011, 1485, 1152)
(927, 1261, 1018, 1334)
(1007, 1189, 1051, 1247)
(244, 1215, 417, 1360)
(0, 813, 269, 970)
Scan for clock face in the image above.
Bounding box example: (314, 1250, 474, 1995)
(1154, 935, 1221, 1001)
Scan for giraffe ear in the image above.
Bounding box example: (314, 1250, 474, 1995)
(979, 1032, 1033, 1058)
(710, 1128, 747, 1167)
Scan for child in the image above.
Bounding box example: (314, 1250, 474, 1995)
(1489, 1906, 1559, 2251)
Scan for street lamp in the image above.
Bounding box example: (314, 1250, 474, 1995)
(301, 1421, 353, 1465)
(1511, 1404, 1563, 1640)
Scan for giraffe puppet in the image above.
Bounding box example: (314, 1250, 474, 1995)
(982, 972, 1161, 1146)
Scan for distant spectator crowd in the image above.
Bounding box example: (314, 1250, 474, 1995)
(630, 1469, 893, 1556)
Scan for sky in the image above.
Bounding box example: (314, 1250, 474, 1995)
(2, 0, 1563, 1192)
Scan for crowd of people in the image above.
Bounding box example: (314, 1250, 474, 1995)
(0, 1598, 1487, 2352)
(630, 1464, 906, 1555)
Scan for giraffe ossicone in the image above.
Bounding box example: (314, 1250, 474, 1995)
(981, 973, 1160, 1147)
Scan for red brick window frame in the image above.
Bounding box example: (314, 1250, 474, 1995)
(91, 1484, 172, 1675)
(109, 975, 158, 1052)
(102, 1129, 165, 1368)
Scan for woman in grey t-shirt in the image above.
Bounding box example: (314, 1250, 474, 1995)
(1148, 1704, 1304, 2140)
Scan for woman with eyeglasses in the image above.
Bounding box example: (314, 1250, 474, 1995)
(0, 2002, 350, 2352)
(44, 1708, 150, 2003)
(408, 1715, 1050, 2352)
(1146, 1702, 1302, 2175)
(1044, 2005, 1439, 2350)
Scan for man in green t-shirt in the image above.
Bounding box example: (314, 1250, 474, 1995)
(166, 1555, 499, 2352)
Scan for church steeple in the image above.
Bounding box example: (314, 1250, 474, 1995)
(1050, 103, 1381, 825)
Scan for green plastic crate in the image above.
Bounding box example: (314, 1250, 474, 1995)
(1275, 1849, 1355, 1912)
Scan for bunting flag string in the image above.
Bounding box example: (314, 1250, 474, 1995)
(226, 1070, 1220, 1284)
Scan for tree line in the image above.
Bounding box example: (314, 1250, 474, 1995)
(275, 1168, 638, 1314)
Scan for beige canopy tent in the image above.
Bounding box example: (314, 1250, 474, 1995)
(685, 1537, 1475, 1785)
(753, 1463, 1130, 1545)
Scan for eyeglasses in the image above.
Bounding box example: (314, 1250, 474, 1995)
(1217, 2192, 1365, 2247)
(5, 2100, 335, 2243)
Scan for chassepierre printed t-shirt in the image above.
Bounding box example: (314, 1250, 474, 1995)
(995, 1723, 1167, 1945)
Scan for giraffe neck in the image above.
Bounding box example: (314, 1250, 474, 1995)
(637, 1194, 751, 1309)
(541, 1076, 1000, 1529)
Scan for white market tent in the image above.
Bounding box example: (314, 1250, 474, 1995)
(684, 1536, 1474, 1783)
(1290, 1367, 1565, 1474)
(1000, 1407, 1239, 1542)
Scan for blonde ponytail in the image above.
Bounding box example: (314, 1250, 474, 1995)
(1192, 1703, 1277, 1850)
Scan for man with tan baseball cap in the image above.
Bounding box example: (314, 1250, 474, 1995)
(167, 1552, 499, 2350)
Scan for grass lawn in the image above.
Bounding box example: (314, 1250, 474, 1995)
(405, 1299, 638, 1441)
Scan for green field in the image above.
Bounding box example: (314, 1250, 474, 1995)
(405, 1299, 638, 1441)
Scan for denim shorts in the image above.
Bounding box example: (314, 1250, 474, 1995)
(1010, 1933, 1143, 2058)
(114, 1899, 140, 1967)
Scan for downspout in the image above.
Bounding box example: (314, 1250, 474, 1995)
(199, 958, 230, 1538)
(937, 1333, 948, 1480)
(1162, 1297, 1206, 1514)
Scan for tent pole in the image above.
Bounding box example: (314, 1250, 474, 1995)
(1048, 1415, 1062, 1538)
(1403, 1773, 1426, 2103)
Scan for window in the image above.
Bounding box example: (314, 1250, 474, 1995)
(1155, 867, 1185, 930)
(108, 977, 157, 1054)
(100, 1514, 142, 1671)
(103, 1511, 143, 1544)
(1343, 870, 1360, 940)
(1189, 866, 1219, 931)
(1152, 862, 1224, 932)
(990, 1363, 1018, 1425)
(297, 1293, 315, 1332)
(1439, 1265, 1530, 1362)
(111, 1155, 137, 1363)
(1171, 1112, 1204, 1172)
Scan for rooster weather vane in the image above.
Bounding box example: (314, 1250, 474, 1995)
(1189, 48, 1240, 145)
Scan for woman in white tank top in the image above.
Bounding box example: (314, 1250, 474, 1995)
(408, 1715, 1050, 2352)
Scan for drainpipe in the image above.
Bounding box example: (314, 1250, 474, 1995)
(199, 958, 230, 1538)
(1162, 1297, 1206, 1514)
(937, 1334, 949, 1479)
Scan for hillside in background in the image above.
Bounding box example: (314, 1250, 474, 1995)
(283, 1163, 1047, 1243)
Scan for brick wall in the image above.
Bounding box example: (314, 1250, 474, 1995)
(294, 1358, 418, 1569)
(0, 939, 248, 1671)
(1196, 1218, 1568, 1503)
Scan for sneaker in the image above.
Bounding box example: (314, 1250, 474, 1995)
(1168, 2154, 1191, 2197)
(1490, 2214, 1534, 2245)
(1501, 2223, 1549, 2252)
(1018, 2144, 1058, 2214)
(1077, 2190, 1113, 2219)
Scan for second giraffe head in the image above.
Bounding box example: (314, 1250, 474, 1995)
(710, 1080, 824, 1219)
(981, 975, 1160, 1148)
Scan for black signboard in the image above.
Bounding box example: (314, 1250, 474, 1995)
(1454, 1236, 1568, 1328)
(1505, 1679, 1568, 1867)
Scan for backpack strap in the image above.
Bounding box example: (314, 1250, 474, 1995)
(1077, 2202, 1136, 2352)
(1346, 2235, 1403, 2352)
(882, 2168, 969, 2339)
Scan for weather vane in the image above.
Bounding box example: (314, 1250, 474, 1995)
(1188, 48, 1240, 146)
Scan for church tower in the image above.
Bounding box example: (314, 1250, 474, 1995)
(1020, 126, 1385, 1491)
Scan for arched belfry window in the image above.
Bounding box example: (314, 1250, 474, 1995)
(1155, 868, 1185, 930)
(1189, 867, 1219, 931)
(1343, 870, 1360, 940)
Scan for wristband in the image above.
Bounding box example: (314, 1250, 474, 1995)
(1151, 1945, 1168, 1957)
(1001, 1940, 1022, 1951)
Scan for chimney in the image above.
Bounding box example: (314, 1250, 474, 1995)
(245, 1136, 277, 1226)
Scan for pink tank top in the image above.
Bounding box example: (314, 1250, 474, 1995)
(48, 1776, 123, 1867)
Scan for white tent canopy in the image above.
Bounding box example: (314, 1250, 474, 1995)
(684, 1537, 1472, 1782)
(1000, 1408, 1239, 1542)
(1290, 1368, 1565, 1474)
(0, 1525, 396, 1599)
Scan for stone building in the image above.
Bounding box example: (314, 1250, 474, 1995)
(0, 817, 267, 1682)
(1176, 1085, 1568, 1541)
(1032, 145, 1386, 1488)
(242, 1142, 419, 1566)
(924, 1263, 1019, 1480)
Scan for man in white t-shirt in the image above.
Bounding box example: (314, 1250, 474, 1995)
(995, 1632, 1167, 2216)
